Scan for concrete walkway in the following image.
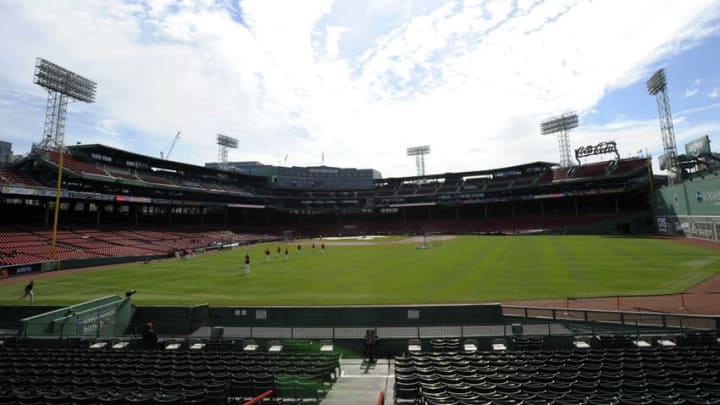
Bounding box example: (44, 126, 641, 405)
(321, 358, 394, 405)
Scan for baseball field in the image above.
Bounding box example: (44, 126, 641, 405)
(0, 235, 718, 307)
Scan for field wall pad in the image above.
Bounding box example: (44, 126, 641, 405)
(207, 303, 501, 328)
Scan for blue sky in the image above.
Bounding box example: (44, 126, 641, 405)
(1, 0, 719, 177)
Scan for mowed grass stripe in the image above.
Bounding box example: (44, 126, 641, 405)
(0, 236, 718, 306)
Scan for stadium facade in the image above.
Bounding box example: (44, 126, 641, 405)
(0, 143, 654, 237)
(205, 161, 381, 190)
(0, 141, 12, 166)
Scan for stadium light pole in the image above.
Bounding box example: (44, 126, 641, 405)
(407, 145, 430, 177)
(541, 113, 579, 167)
(646, 68, 679, 183)
(217, 134, 239, 170)
(33, 58, 97, 260)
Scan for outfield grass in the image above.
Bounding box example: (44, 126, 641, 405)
(0, 235, 718, 306)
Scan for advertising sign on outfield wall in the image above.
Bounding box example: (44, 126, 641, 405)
(0, 263, 42, 278)
(656, 175, 720, 241)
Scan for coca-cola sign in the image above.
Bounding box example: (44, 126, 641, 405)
(575, 141, 620, 164)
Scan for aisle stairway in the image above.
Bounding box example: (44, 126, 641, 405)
(321, 358, 394, 405)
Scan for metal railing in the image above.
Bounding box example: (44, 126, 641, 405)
(502, 305, 718, 333)
(14, 305, 716, 340)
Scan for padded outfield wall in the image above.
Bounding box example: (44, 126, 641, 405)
(656, 171, 720, 241)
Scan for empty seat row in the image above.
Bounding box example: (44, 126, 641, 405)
(0, 345, 339, 405)
(395, 343, 720, 405)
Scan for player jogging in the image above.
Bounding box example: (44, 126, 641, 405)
(284, 248, 289, 260)
(244, 253, 251, 275)
(321, 243, 325, 255)
(265, 249, 271, 262)
(19, 280, 34, 304)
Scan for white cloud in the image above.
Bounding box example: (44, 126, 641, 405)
(0, 0, 719, 177)
(676, 102, 720, 116)
(685, 88, 699, 97)
(693, 78, 702, 86)
(710, 88, 719, 98)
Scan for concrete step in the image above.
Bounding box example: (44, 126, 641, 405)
(320, 358, 394, 405)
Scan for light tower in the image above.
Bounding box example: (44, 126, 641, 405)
(647, 68, 679, 181)
(33, 58, 97, 149)
(33, 58, 97, 261)
(407, 145, 430, 177)
(541, 113, 578, 167)
(217, 134, 238, 169)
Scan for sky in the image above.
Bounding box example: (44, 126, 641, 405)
(1, 0, 720, 178)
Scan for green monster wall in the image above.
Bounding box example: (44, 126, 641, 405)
(655, 172, 720, 241)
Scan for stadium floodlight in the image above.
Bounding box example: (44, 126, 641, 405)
(33, 58, 97, 262)
(33, 58, 97, 150)
(646, 68, 679, 181)
(407, 145, 431, 177)
(217, 134, 239, 169)
(540, 113, 578, 167)
(646, 69, 666, 96)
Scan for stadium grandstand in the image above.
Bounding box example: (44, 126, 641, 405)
(3, 138, 719, 404)
(1, 143, 652, 249)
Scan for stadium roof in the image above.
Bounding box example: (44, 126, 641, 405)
(376, 161, 557, 183)
(67, 143, 260, 180)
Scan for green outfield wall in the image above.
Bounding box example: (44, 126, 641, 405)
(655, 172, 720, 241)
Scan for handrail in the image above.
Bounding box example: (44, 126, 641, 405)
(502, 304, 719, 334)
(242, 389, 273, 405)
(502, 304, 720, 319)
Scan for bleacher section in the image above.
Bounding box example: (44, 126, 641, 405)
(0, 169, 42, 187)
(0, 345, 340, 405)
(371, 159, 647, 199)
(613, 158, 648, 175)
(549, 167, 572, 183)
(137, 173, 178, 187)
(376, 183, 399, 197)
(395, 332, 720, 405)
(372, 159, 646, 198)
(0, 229, 276, 266)
(438, 178, 462, 193)
(0, 331, 717, 405)
(40, 149, 110, 177)
(570, 161, 611, 179)
(105, 169, 140, 182)
(461, 178, 488, 191)
(416, 183, 439, 195)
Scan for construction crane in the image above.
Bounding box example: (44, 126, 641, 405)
(161, 131, 181, 160)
